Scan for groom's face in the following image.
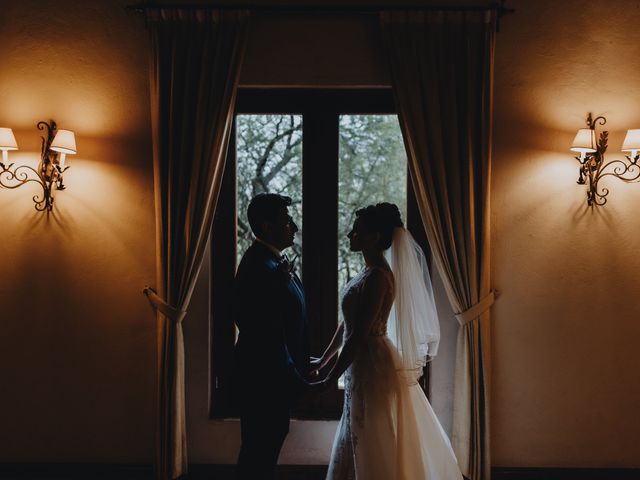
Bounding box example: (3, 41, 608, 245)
(265, 206, 298, 251)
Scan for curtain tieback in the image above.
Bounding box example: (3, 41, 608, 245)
(455, 291, 496, 326)
(143, 286, 187, 324)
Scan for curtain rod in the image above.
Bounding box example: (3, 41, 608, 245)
(127, 1, 515, 30)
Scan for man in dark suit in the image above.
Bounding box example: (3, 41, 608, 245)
(234, 193, 309, 480)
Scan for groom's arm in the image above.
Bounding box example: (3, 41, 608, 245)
(266, 275, 308, 394)
(237, 264, 308, 393)
(279, 328, 309, 395)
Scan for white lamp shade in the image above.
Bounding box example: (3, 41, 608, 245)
(0, 127, 18, 150)
(570, 128, 597, 153)
(50, 129, 76, 154)
(621, 129, 640, 152)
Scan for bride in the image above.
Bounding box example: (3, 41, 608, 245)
(310, 203, 463, 480)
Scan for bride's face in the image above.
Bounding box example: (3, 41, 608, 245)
(347, 217, 379, 252)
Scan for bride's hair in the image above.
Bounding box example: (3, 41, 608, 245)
(355, 202, 404, 250)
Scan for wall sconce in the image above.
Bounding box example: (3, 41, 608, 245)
(0, 120, 76, 212)
(571, 113, 640, 206)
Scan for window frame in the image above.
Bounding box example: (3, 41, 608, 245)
(210, 88, 431, 419)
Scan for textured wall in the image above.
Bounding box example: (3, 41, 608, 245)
(2, 0, 639, 469)
(491, 0, 640, 467)
(239, 12, 389, 87)
(0, 0, 156, 462)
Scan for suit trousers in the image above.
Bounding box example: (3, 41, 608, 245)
(236, 401, 290, 480)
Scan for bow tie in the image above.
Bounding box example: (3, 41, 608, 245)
(279, 253, 299, 271)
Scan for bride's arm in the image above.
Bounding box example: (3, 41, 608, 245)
(321, 270, 388, 385)
(312, 321, 345, 372)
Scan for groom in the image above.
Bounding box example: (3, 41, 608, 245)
(233, 193, 310, 480)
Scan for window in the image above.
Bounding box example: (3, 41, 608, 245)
(236, 114, 303, 266)
(338, 114, 408, 296)
(210, 90, 430, 419)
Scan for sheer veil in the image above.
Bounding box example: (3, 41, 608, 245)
(385, 227, 440, 384)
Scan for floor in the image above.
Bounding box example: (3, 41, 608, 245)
(0, 464, 328, 480)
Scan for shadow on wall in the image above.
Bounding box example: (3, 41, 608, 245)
(0, 130, 157, 462)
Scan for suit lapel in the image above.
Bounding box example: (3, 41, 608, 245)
(290, 272, 305, 316)
(252, 241, 305, 315)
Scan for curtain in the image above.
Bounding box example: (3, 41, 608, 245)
(381, 10, 495, 480)
(145, 9, 249, 479)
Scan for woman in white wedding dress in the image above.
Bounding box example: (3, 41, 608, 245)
(310, 203, 463, 480)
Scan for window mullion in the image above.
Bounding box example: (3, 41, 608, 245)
(210, 122, 239, 417)
(296, 108, 342, 419)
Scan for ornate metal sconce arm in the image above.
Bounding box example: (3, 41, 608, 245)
(0, 162, 55, 211)
(595, 156, 640, 205)
(587, 114, 607, 130)
(573, 114, 640, 206)
(0, 120, 69, 212)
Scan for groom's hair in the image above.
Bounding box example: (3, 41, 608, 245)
(248, 193, 293, 237)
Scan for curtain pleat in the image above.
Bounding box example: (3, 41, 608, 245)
(146, 9, 249, 479)
(381, 10, 495, 480)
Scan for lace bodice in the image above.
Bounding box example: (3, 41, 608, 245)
(340, 266, 395, 338)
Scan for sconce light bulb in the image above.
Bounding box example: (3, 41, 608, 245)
(580, 151, 586, 162)
(59, 153, 66, 169)
(1, 150, 7, 165)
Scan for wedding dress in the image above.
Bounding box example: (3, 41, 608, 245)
(326, 264, 463, 480)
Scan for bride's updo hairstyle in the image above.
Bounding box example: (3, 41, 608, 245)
(355, 202, 404, 250)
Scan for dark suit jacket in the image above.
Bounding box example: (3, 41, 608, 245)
(233, 241, 309, 406)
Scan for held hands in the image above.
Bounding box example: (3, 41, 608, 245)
(307, 356, 332, 394)
(309, 356, 323, 377)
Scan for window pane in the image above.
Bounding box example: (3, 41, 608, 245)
(236, 115, 303, 266)
(338, 115, 407, 290)
(337, 115, 407, 389)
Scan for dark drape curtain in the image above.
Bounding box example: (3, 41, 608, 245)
(381, 10, 496, 480)
(144, 9, 249, 479)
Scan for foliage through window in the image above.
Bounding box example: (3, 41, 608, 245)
(236, 115, 303, 265)
(338, 115, 407, 292)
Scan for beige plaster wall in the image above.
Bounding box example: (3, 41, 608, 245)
(239, 12, 389, 87)
(0, 0, 156, 462)
(491, 0, 640, 467)
(2, 0, 639, 469)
